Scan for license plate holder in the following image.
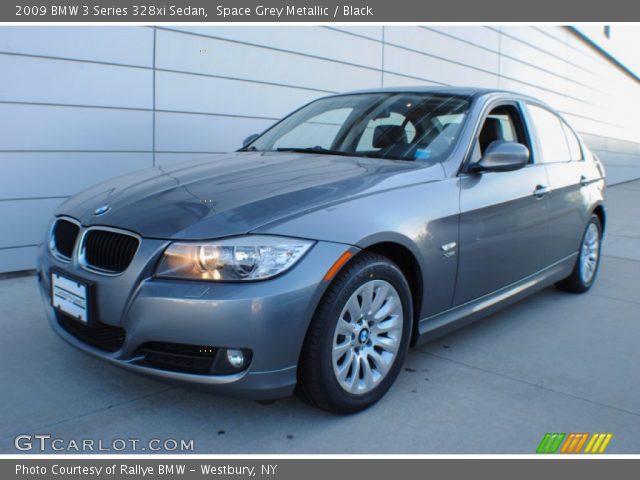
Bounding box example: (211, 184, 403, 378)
(50, 269, 93, 324)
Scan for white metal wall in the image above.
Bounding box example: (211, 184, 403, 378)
(1, 25, 639, 272)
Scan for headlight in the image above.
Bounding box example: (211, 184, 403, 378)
(155, 235, 314, 281)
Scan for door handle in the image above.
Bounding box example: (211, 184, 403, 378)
(580, 175, 589, 187)
(533, 184, 551, 198)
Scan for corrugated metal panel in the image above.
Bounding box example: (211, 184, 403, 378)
(0, 152, 152, 199)
(0, 26, 154, 66)
(0, 104, 152, 151)
(154, 112, 274, 152)
(155, 70, 319, 118)
(0, 198, 61, 249)
(0, 25, 638, 272)
(154, 28, 381, 92)
(0, 55, 152, 108)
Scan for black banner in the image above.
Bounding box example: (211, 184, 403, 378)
(4, 459, 640, 480)
(4, 0, 640, 22)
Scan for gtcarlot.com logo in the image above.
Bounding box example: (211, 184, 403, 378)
(14, 434, 195, 452)
(536, 432, 613, 454)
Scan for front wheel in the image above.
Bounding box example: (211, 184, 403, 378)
(297, 252, 413, 414)
(556, 214, 602, 293)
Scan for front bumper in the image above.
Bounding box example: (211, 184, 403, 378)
(37, 237, 355, 400)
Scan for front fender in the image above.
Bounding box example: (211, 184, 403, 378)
(254, 177, 461, 319)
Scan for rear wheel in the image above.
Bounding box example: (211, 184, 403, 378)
(298, 252, 413, 414)
(556, 214, 602, 293)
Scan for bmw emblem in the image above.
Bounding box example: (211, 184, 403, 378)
(358, 329, 370, 344)
(93, 205, 111, 216)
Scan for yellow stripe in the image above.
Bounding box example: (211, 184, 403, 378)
(574, 433, 589, 453)
(561, 434, 575, 453)
(591, 434, 606, 453)
(584, 434, 598, 453)
(598, 434, 613, 453)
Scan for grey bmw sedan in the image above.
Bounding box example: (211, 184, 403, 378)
(38, 87, 605, 413)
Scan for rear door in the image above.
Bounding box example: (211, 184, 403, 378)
(525, 104, 586, 265)
(454, 101, 550, 305)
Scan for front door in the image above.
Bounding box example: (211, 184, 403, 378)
(454, 103, 550, 305)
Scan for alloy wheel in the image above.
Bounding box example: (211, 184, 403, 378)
(580, 222, 600, 284)
(331, 279, 404, 395)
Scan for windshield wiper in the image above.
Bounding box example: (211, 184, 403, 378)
(275, 147, 352, 156)
(275, 147, 412, 161)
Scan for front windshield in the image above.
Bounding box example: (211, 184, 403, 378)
(245, 92, 471, 162)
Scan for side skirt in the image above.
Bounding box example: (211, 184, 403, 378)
(414, 253, 577, 346)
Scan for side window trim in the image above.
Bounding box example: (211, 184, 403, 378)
(560, 119, 585, 161)
(518, 100, 542, 165)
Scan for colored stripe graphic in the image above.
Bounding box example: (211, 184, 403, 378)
(537, 433, 612, 453)
(573, 433, 589, 453)
(584, 433, 613, 454)
(560, 433, 577, 453)
(563, 433, 589, 453)
(536, 433, 553, 453)
(537, 433, 565, 453)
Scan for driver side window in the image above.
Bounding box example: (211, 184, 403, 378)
(476, 104, 530, 160)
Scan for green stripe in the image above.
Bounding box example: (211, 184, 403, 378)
(537, 433, 566, 453)
(537, 433, 553, 453)
(548, 433, 566, 453)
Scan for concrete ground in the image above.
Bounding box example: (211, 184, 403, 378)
(1, 181, 639, 454)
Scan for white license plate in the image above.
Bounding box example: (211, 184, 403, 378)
(51, 272, 89, 323)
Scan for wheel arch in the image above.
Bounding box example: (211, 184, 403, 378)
(359, 241, 424, 345)
(593, 204, 606, 234)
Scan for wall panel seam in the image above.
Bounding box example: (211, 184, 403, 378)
(152, 26, 157, 167)
(0, 196, 69, 202)
(0, 100, 152, 111)
(0, 244, 39, 251)
(156, 26, 385, 73)
(155, 68, 337, 94)
(0, 150, 224, 154)
(0, 52, 339, 96)
(0, 50, 150, 70)
(381, 42, 599, 106)
(485, 26, 597, 75)
(323, 26, 383, 43)
(0, 102, 281, 121)
(420, 26, 604, 94)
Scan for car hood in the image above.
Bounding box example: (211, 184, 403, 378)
(57, 151, 444, 239)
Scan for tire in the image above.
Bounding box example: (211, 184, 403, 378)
(297, 252, 413, 414)
(555, 214, 602, 293)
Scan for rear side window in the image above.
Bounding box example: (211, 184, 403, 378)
(527, 104, 571, 163)
(561, 122, 583, 161)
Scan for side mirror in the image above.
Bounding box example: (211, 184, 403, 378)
(470, 141, 529, 173)
(242, 133, 260, 148)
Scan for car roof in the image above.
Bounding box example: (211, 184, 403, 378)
(335, 86, 543, 104)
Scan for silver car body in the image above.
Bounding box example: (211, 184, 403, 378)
(36, 87, 606, 399)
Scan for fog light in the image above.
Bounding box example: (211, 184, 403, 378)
(226, 349, 245, 368)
